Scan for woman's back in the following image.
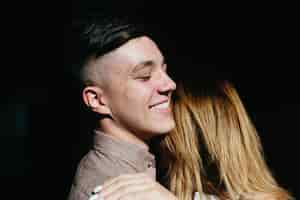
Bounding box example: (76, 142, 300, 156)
(160, 80, 293, 200)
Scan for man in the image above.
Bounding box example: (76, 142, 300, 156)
(68, 15, 177, 200)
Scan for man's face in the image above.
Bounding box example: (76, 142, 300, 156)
(98, 36, 176, 139)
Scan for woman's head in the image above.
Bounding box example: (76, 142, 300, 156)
(160, 80, 292, 200)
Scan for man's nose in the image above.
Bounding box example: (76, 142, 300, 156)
(158, 72, 176, 93)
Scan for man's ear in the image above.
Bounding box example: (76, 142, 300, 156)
(82, 86, 111, 115)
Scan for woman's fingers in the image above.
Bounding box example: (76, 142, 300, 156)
(101, 173, 152, 199)
(90, 173, 177, 200)
(103, 181, 154, 200)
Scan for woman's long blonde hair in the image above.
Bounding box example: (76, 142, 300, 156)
(160, 80, 292, 200)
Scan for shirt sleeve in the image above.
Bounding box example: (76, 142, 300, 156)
(68, 183, 89, 200)
(67, 150, 114, 200)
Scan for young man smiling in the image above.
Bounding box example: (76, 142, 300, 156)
(68, 15, 177, 200)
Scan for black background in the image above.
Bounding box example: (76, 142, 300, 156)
(1, 1, 298, 199)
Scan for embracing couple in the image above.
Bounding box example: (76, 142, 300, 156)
(67, 15, 292, 200)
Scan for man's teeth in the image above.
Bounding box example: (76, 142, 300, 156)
(153, 102, 169, 109)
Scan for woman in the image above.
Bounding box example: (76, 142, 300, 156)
(88, 80, 293, 200)
(159, 79, 293, 199)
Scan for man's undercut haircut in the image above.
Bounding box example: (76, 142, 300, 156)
(70, 15, 147, 83)
(82, 16, 146, 59)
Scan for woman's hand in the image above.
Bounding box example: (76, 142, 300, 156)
(90, 173, 178, 200)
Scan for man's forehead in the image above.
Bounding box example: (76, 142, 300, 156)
(98, 36, 164, 73)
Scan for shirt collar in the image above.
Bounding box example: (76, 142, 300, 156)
(93, 130, 156, 171)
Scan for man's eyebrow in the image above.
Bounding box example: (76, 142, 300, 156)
(131, 57, 166, 73)
(131, 60, 155, 73)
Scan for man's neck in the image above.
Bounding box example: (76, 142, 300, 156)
(97, 120, 149, 151)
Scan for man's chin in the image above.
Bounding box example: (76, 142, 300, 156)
(153, 122, 175, 135)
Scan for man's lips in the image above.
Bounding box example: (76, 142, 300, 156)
(149, 100, 169, 109)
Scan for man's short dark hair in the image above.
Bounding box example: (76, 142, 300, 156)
(67, 14, 147, 81)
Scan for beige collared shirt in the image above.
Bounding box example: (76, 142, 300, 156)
(68, 130, 156, 200)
